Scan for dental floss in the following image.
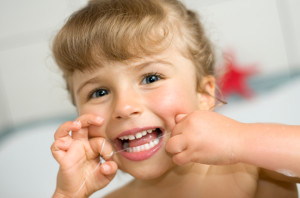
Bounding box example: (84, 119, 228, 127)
(99, 139, 106, 164)
(73, 139, 107, 198)
(72, 131, 171, 197)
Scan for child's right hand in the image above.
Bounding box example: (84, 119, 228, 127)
(51, 114, 118, 198)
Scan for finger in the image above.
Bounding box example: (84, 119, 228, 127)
(175, 114, 187, 123)
(72, 115, 103, 140)
(52, 139, 72, 151)
(171, 125, 182, 137)
(165, 134, 187, 154)
(75, 114, 103, 128)
(92, 161, 118, 188)
(58, 140, 86, 169)
(71, 123, 89, 140)
(89, 138, 114, 160)
(172, 151, 190, 166)
(54, 121, 81, 140)
(51, 140, 70, 163)
(100, 161, 118, 176)
(171, 114, 187, 137)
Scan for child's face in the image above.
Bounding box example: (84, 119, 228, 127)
(71, 45, 214, 179)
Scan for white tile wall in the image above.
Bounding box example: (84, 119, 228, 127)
(0, 0, 299, 132)
(0, 41, 76, 126)
(0, 0, 85, 131)
(276, 0, 300, 68)
(188, 0, 289, 73)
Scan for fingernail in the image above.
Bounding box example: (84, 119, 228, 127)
(102, 163, 110, 172)
(175, 114, 187, 123)
(96, 116, 103, 123)
(73, 120, 81, 127)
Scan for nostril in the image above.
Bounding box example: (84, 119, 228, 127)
(115, 111, 140, 119)
(113, 103, 142, 119)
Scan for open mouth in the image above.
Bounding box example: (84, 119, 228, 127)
(116, 128, 163, 153)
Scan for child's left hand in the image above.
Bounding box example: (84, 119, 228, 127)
(165, 111, 242, 166)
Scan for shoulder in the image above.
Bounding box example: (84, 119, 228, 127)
(255, 168, 299, 198)
(256, 175, 298, 198)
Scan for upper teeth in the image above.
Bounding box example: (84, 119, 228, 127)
(119, 129, 155, 140)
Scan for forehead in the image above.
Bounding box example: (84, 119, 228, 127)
(74, 43, 191, 75)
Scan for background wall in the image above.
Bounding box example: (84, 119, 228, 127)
(0, 0, 299, 134)
(0, 0, 299, 197)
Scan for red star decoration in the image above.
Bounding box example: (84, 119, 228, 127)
(218, 52, 258, 99)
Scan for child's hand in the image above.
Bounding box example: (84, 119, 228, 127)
(51, 114, 118, 198)
(165, 111, 241, 166)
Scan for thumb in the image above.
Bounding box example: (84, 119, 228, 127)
(175, 114, 187, 123)
(100, 161, 118, 176)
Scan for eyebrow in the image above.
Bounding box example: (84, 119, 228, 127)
(76, 60, 173, 95)
(76, 76, 101, 95)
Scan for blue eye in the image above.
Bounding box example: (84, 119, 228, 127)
(91, 89, 109, 98)
(142, 73, 161, 84)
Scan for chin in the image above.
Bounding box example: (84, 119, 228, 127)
(118, 151, 174, 180)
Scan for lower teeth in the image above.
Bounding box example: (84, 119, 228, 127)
(124, 138, 160, 153)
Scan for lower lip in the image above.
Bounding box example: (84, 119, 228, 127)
(116, 136, 164, 161)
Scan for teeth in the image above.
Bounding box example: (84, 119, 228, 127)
(128, 135, 135, 140)
(135, 132, 143, 139)
(144, 143, 150, 150)
(125, 138, 160, 153)
(118, 129, 156, 140)
(147, 129, 153, 133)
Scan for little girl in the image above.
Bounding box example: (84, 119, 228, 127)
(51, 0, 300, 197)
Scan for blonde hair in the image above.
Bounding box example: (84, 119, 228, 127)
(52, 0, 215, 98)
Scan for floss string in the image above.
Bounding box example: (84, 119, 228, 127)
(72, 131, 171, 197)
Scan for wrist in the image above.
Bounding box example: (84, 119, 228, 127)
(52, 189, 74, 198)
(52, 191, 69, 198)
(53, 189, 90, 198)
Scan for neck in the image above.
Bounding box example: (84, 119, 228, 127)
(132, 163, 209, 193)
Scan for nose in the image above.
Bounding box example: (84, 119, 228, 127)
(112, 89, 143, 120)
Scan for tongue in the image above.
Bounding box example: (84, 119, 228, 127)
(129, 131, 158, 148)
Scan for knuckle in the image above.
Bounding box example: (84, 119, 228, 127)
(50, 141, 58, 152)
(173, 155, 183, 165)
(50, 143, 54, 151)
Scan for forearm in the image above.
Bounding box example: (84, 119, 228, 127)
(237, 123, 300, 177)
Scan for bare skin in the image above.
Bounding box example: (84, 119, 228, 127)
(105, 165, 298, 198)
(51, 46, 300, 198)
(104, 111, 300, 198)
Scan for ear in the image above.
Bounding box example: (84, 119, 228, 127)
(196, 75, 216, 110)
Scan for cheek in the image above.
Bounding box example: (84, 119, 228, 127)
(147, 83, 198, 129)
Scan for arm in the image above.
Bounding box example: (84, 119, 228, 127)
(237, 122, 300, 181)
(165, 111, 300, 182)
